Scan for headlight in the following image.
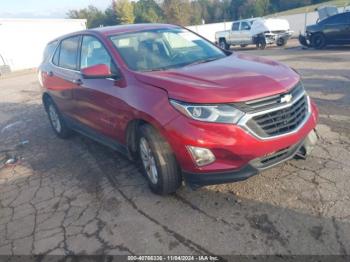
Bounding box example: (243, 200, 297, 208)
(170, 100, 245, 124)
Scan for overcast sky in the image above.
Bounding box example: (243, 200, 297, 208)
(0, 0, 112, 18)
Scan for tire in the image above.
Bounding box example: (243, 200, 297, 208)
(299, 34, 310, 47)
(311, 33, 326, 49)
(45, 98, 72, 139)
(276, 38, 286, 47)
(240, 44, 248, 48)
(219, 39, 229, 50)
(138, 124, 182, 195)
(256, 38, 266, 49)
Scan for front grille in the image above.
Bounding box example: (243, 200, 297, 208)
(236, 82, 304, 113)
(245, 95, 308, 138)
(250, 140, 304, 169)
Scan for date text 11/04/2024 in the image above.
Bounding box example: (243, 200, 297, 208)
(127, 255, 220, 261)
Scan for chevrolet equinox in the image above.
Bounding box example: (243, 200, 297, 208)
(39, 24, 319, 195)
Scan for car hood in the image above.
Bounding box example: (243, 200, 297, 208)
(306, 24, 321, 33)
(134, 53, 300, 103)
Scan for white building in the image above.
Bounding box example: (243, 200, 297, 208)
(0, 18, 86, 71)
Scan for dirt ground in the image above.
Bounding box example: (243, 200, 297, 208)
(1, 40, 350, 256)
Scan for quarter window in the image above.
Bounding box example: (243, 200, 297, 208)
(52, 46, 60, 66)
(43, 40, 58, 63)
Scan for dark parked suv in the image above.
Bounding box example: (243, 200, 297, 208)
(301, 11, 350, 49)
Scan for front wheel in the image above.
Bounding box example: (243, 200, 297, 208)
(311, 33, 326, 49)
(45, 98, 72, 139)
(138, 124, 182, 195)
(256, 37, 266, 49)
(219, 39, 229, 50)
(276, 38, 287, 47)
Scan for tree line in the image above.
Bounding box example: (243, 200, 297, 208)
(67, 0, 330, 28)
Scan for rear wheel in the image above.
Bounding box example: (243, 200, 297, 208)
(45, 98, 72, 139)
(138, 124, 182, 195)
(276, 38, 287, 47)
(219, 39, 229, 50)
(311, 33, 326, 49)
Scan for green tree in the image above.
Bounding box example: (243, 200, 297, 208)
(104, 5, 119, 26)
(196, 0, 210, 24)
(67, 5, 108, 28)
(162, 0, 191, 25)
(134, 0, 164, 23)
(256, 0, 270, 16)
(270, 0, 312, 12)
(211, 0, 231, 23)
(114, 0, 135, 24)
(230, 0, 246, 20)
(190, 1, 203, 25)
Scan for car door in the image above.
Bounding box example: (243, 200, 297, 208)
(240, 21, 252, 44)
(43, 36, 81, 119)
(322, 13, 350, 43)
(229, 22, 241, 44)
(73, 34, 125, 141)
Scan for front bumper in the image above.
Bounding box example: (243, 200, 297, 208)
(164, 100, 318, 174)
(183, 165, 259, 189)
(183, 129, 318, 189)
(299, 34, 312, 47)
(265, 31, 293, 44)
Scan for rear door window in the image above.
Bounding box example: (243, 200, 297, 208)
(56, 36, 81, 70)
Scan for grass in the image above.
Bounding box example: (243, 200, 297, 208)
(267, 0, 350, 17)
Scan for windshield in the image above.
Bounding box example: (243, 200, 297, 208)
(110, 28, 227, 71)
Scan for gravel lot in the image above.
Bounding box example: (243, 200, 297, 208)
(1, 41, 350, 256)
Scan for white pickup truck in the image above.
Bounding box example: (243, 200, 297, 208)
(215, 18, 293, 50)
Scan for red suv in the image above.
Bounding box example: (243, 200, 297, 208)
(39, 24, 319, 195)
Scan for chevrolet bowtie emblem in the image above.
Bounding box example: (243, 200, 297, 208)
(281, 94, 293, 103)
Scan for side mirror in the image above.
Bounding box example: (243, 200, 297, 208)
(81, 64, 118, 79)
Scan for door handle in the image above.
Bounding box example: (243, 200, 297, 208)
(72, 79, 83, 85)
(47, 71, 54, 77)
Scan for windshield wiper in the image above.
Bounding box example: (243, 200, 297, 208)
(141, 64, 183, 72)
(141, 67, 169, 72)
(140, 57, 221, 72)
(184, 57, 221, 67)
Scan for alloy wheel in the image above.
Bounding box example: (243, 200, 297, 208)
(48, 104, 62, 133)
(139, 137, 159, 185)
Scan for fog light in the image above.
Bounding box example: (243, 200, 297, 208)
(187, 146, 216, 167)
